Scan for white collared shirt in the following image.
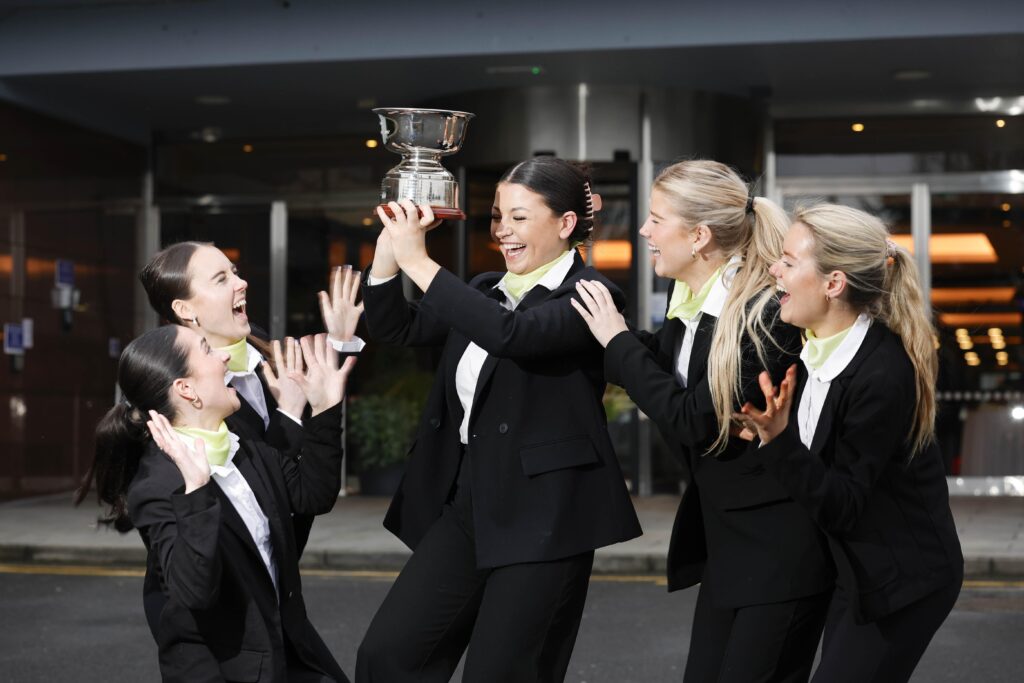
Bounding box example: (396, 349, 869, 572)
(672, 256, 739, 388)
(796, 313, 872, 448)
(175, 429, 279, 595)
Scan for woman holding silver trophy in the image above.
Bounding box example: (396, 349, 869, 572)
(354, 116, 641, 682)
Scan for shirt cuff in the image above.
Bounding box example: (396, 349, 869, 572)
(367, 272, 398, 286)
(329, 335, 366, 353)
(277, 407, 303, 426)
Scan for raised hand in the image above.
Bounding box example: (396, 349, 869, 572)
(732, 364, 797, 445)
(261, 338, 308, 418)
(570, 280, 629, 348)
(369, 226, 399, 280)
(320, 265, 364, 343)
(146, 410, 210, 493)
(288, 333, 358, 416)
(376, 199, 435, 270)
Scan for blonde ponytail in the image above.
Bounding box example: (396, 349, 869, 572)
(653, 161, 790, 454)
(793, 204, 937, 456)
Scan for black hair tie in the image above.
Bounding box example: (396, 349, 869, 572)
(745, 195, 756, 215)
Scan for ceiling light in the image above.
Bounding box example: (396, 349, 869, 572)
(959, 341, 974, 350)
(1001, 202, 1012, 212)
(361, 217, 374, 226)
(242, 144, 254, 153)
(975, 97, 1003, 112)
(941, 312, 1023, 327)
(195, 95, 231, 106)
(851, 123, 865, 132)
(0, 153, 6, 162)
(933, 287, 1016, 305)
(365, 139, 379, 149)
(996, 119, 1007, 128)
(1011, 406, 1024, 421)
(955, 327, 970, 337)
(989, 328, 1004, 336)
(889, 233, 997, 263)
(1010, 106, 1024, 116)
(1005, 219, 1013, 228)
(992, 340, 1007, 350)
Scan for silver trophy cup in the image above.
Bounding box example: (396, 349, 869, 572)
(373, 107, 475, 220)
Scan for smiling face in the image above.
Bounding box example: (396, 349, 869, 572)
(173, 246, 249, 348)
(638, 187, 700, 280)
(490, 182, 575, 275)
(769, 221, 832, 333)
(174, 326, 240, 423)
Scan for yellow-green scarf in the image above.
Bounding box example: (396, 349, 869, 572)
(500, 251, 570, 303)
(174, 421, 232, 467)
(217, 338, 249, 373)
(666, 266, 723, 321)
(804, 326, 853, 370)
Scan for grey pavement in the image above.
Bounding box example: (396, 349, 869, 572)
(0, 492, 1022, 577)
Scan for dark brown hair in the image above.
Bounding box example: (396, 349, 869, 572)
(499, 157, 595, 245)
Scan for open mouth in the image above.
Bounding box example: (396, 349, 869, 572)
(232, 298, 247, 319)
(500, 242, 527, 260)
(647, 242, 662, 257)
(776, 283, 790, 305)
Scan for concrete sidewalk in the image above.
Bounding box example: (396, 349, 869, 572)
(0, 493, 1021, 578)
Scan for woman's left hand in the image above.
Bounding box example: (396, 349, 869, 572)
(319, 265, 364, 344)
(376, 200, 436, 270)
(289, 333, 358, 416)
(570, 280, 628, 348)
(732, 364, 797, 445)
(262, 338, 309, 418)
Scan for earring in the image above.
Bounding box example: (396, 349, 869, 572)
(190, 396, 202, 409)
(691, 246, 698, 260)
(189, 316, 200, 325)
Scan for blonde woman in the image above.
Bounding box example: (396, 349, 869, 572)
(574, 160, 832, 682)
(736, 204, 962, 682)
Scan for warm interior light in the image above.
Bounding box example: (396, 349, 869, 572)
(1001, 202, 1012, 212)
(1004, 219, 1013, 228)
(941, 312, 1023, 327)
(592, 240, 632, 270)
(361, 217, 374, 226)
(889, 233, 997, 263)
(365, 139, 379, 149)
(851, 123, 865, 132)
(221, 248, 241, 262)
(0, 153, 7, 162)
(242, 144, 254, 153)
(996, 119, 1007, 128)
(931, 287, 1016, 304)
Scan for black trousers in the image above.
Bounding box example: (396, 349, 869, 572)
(356, 479, 594, 683)
(810, 578, 961, 683)
(684, 572, 831, 683)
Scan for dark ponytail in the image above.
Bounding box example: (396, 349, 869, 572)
(74, 326, 191, 531)
(499, 157, 595, 245)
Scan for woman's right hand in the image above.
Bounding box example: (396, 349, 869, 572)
(369, 225, 400, 280)
(288, 333, 358, 416)
(146, 410, 211, 493)
(733, 365, 797, 445)
(319, 265, 364, 343)
(571, 280, 628, 348)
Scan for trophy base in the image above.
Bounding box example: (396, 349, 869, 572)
(377, 204, 465, 221)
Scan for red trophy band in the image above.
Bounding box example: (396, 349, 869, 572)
(377, 204, 466, 221)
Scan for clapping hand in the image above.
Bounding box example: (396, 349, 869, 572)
(262, 338, 309, 418)
(732, 364, 797, 446)
(288, 333, 358, 416)
(320, 265, 364, 344)
(570, 280, 629, 348)
(146, 410, 210, 493)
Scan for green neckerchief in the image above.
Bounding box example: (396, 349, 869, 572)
(666, 266, 724, 321)
(173, 421, 232, 467)
(499, 251, 570, 303)
(217, 338, 249, 373)
(804, 325, 854, 371)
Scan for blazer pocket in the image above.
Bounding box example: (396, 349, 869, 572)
(520, 436, 599, 477)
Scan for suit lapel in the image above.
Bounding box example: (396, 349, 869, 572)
(686, 314, 716, 385)
(233, 445, 292, 570)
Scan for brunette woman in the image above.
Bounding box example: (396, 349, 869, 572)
(736, 203, 962, 682)
(76, 327, 356, 682)
(355, 157, 642, 682)
(573, 160, 833, 682)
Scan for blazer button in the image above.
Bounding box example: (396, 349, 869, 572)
(288, 591, 294, 599)
(498, 423, 509, 434)
(430, 417, 441, 429)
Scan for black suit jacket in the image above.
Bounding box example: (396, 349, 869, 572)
(362, 254, 642, 568)
(604, 292, 834, 608)
(127, 406, 349, 683)
(759, 322, 963, 623)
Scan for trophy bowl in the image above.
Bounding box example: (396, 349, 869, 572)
(373, 107, 475, 221)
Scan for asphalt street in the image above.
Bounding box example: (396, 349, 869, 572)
(1, 565, 1021, 682)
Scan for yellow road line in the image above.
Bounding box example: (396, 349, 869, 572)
(0, 564, 1018, 590)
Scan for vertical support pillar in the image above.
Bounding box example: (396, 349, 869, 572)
(635, 93, 655, 498)
(911, 183, 932, 311)
(456, 166, 468, 281)
(763, 118, 781, 205)
(134, 169, 160, 335)
(270, 201, 288, 340)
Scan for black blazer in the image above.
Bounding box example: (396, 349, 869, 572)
(127, 406, 349, 683)
(603, 292, 834, 608)
(362, 253, 642, 568)
(759, 322, 963, 624)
